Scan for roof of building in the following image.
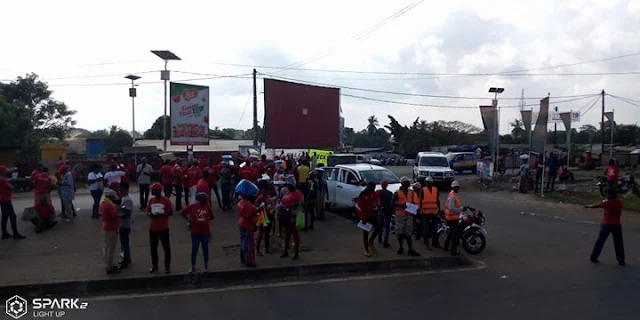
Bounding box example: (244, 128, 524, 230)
(134, 139, 254, 153)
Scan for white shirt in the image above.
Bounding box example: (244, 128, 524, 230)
(104, 170, 126, 185)
(136, 164, 153, 184)
(87, 172, 104, 191)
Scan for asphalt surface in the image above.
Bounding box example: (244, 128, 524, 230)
(8, 167, 640, 320)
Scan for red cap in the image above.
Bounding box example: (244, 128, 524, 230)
(380, 180, 389, 187)
(150, 183, 163, 191)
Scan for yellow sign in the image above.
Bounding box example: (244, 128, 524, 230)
(309, 149, 333, 167)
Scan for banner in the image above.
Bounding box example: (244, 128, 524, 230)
(531, 97, 549, 154)
(476, 160, 494, 180)
(309, 149, 334, 167)
(169, 83, 210, 145)
(531, 110, 580, 125)
(520, 109, 532, 134)
(604, 111, 614, 122)
(559, 112, 572, 148)
(479, 105, 497, 149)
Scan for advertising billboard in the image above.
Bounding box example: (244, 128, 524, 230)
(169, 82, 210, 146)
(264, 79, 340, 149)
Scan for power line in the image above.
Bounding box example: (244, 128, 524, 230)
(0, 70, 159, 82)
(580, 95, 602, 116)
(261, 73, 599, 100)
(341, 93, 597, 109)
(273, 0, 424, 73)
(606, 93, 640, 105)
(606, 94, 640, 109)
(576, 95, 601, 113)
(204, 51, 640, 76)
(234, 93, 253, 129)
(37, 73, 252, 87)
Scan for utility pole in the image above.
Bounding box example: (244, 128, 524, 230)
(553, 106, 558, 146)
(252, 68, 258, 147)
(601, 90, 605, 163)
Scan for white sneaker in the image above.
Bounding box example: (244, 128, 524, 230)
(188, 267, 195, 273)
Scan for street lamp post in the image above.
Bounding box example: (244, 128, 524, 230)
(489, 87, 504, 175)
(151, 50, 181, 152)
(125, 74, 141, 143)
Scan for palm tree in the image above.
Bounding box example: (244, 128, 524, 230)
(510, 119, 525, 141)
(366, 115, 379, 136)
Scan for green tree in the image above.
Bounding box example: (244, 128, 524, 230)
(0, 73, 77, 161)
(509, 119, 526, 143)
(86, 126, 133, 153)
(242, 124, 265, 143)
(0, 97, 31, 148)
(366, 115, 379, 136)
(143, 116, 169, 139)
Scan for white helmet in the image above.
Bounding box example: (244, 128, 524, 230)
(451, 180, 460, 187)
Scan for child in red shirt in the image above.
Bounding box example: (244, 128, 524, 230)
(255, 180, 276, 255)
(181, 193, 214, 273)
(32, 195, 57, 233)
(147, 183, 174, 274)
(0, 165, 26, 239)
(236, 180, 263, 267)
(585, 188, 625, 266)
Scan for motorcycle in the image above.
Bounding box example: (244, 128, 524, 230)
(597, 175, 640, 198)
(436, 206, 487, 255)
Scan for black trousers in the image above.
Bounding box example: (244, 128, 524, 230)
(163, 184, 173, 198)
(221, 183, 232, 209)
(139, 184, 150, 209)
(444, 220, 461, 255)
(0, 201, 19, 235)
(210, 184, 222, 208)
(363, 217, 381, 249)
(183, 186, 190, 207)
(546, 171, 557, 191)
(422, 214, 439, 246)
(173, 185, 183, 211)
(590, 224, 625, 264)
(149, 229, 171, 268)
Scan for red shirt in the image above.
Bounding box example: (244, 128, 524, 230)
(100, 201, 120, 231)
(257, 161, 266, 172)
(196, 178, 209, 195)
(356, 191, 379, 220)
(187, 167, 202, 188)
(204, 166, 218, 185)
(599, 198, 623, 225)
(35, 202, 55, 220)
(160, 165, 173, 184)
(30, 170, 40, 182)
(605, 165, 619, 182)
(172, 165, 183, 185)
(281, 189, 304, 209)
(181, 203, 214, 234)
(182, 167, 190, 188)
(237, 199, 258, 229)
(147, 196, 173, 231)
(0, 177, 13, 202)
(239, 166, 260, 183)
(33, 174, 53, 194)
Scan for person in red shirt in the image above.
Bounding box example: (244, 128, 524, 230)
(258, 155, 267, 173)
(0, 165, 26, 239)
(172, 160, 185, 211)
(255, 180, 276, 255)
(604, 159, 619, 191)
(356, 182, 381, 257)
(160, 160, 174, 198)
(196, 171, 210, 204)
(181, 193, 214, 273)
(30, 166, 41, 184)
(32, 195, 57, 233)
(100, 189, 121, 274)
(33, 167, 54, 208)
(239, 160, 261, 183)
(181, 163, 190, 208)
(585, 188, 625, 266)
(147, 183, 173, 274)
(236, 184, 262, 267)
(187, 161, 203, 205)
(204, 161, 222, 209)
(280, 177, 304, 260)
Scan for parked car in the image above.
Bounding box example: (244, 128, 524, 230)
(325, 164, 401, 209)
(446, 152, 479, 173)
(356, 154, 381, 165)
(412, 152, 455, 186)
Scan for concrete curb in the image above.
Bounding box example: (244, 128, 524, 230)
(0, 256, 472, 299)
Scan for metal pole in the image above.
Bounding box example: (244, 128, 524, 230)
(541, 145, 546, 197)
(601, 90, 605, 165)
(610, 109, 614, 160)
(494, 93, 499, 175)
(252, 69, 258, 147)
(163, 60, 169, 152)
(131, 80, 136, 141)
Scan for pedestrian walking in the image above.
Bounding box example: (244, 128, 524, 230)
(585, 189, 625, 266)
(302, 171, 317, 231)
(256, 179, 276, 255)
(181, 193, 214, 273)
(100, 189, 121, 274)
(186, 161, 203, 205)
(376, 179, 393, 248)
(58, 166, 75, 222)
(236, 179, 261, 267)
(0, 165, 26, 240)
(356, 182, 381, 257)
(219, 161, 233, 211)
(444, 180, 463, 256)
(136, 157, 153, 210)
(419, 176, 440, 250)
(172, 160, 184, 211)
(147, 183, 173, 274)
(160, 160, 174, 198)
(392, 177, 420, 256)
(104, 164, 126, 185)
(205, 160, 222, 209)
(314, 167, 329, 221)
(280, 176, 304, 260)
(118, 182, 134, 269)
(87, 165, 104, 219)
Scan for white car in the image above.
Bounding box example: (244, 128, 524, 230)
(412, 151, 455, 185)
(325, 164, 401, 209)
(356, 154, 381, 165)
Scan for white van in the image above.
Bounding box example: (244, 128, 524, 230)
(412, 152, 455, 185)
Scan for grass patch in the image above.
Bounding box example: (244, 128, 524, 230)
(543, 188, 640, 212)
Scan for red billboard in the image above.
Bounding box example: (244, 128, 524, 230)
(264, 79, 340, 149)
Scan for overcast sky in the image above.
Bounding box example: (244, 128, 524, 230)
(1, 0, 639, 135)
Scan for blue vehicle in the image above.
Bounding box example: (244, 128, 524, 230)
(446, 152, 479, 173)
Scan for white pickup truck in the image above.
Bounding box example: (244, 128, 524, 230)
(323, 164, 402, 209)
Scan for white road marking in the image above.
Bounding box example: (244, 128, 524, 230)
(78, 260, 487, 302)
(520, 211, 600, 225)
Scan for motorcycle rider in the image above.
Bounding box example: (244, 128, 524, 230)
(419, 176, 440, 250)
(444, 180, 463, 256)
(392, 177, 420, 256)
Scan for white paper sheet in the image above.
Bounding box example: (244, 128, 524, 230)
(405, 203, 419, 215)
(357, 221, 373, 232)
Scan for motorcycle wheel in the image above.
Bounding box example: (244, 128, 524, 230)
(462, 232, 486, 255)
(437, 229, 448, 248)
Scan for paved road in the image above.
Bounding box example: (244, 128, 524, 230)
(9, 166, 640, 319)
